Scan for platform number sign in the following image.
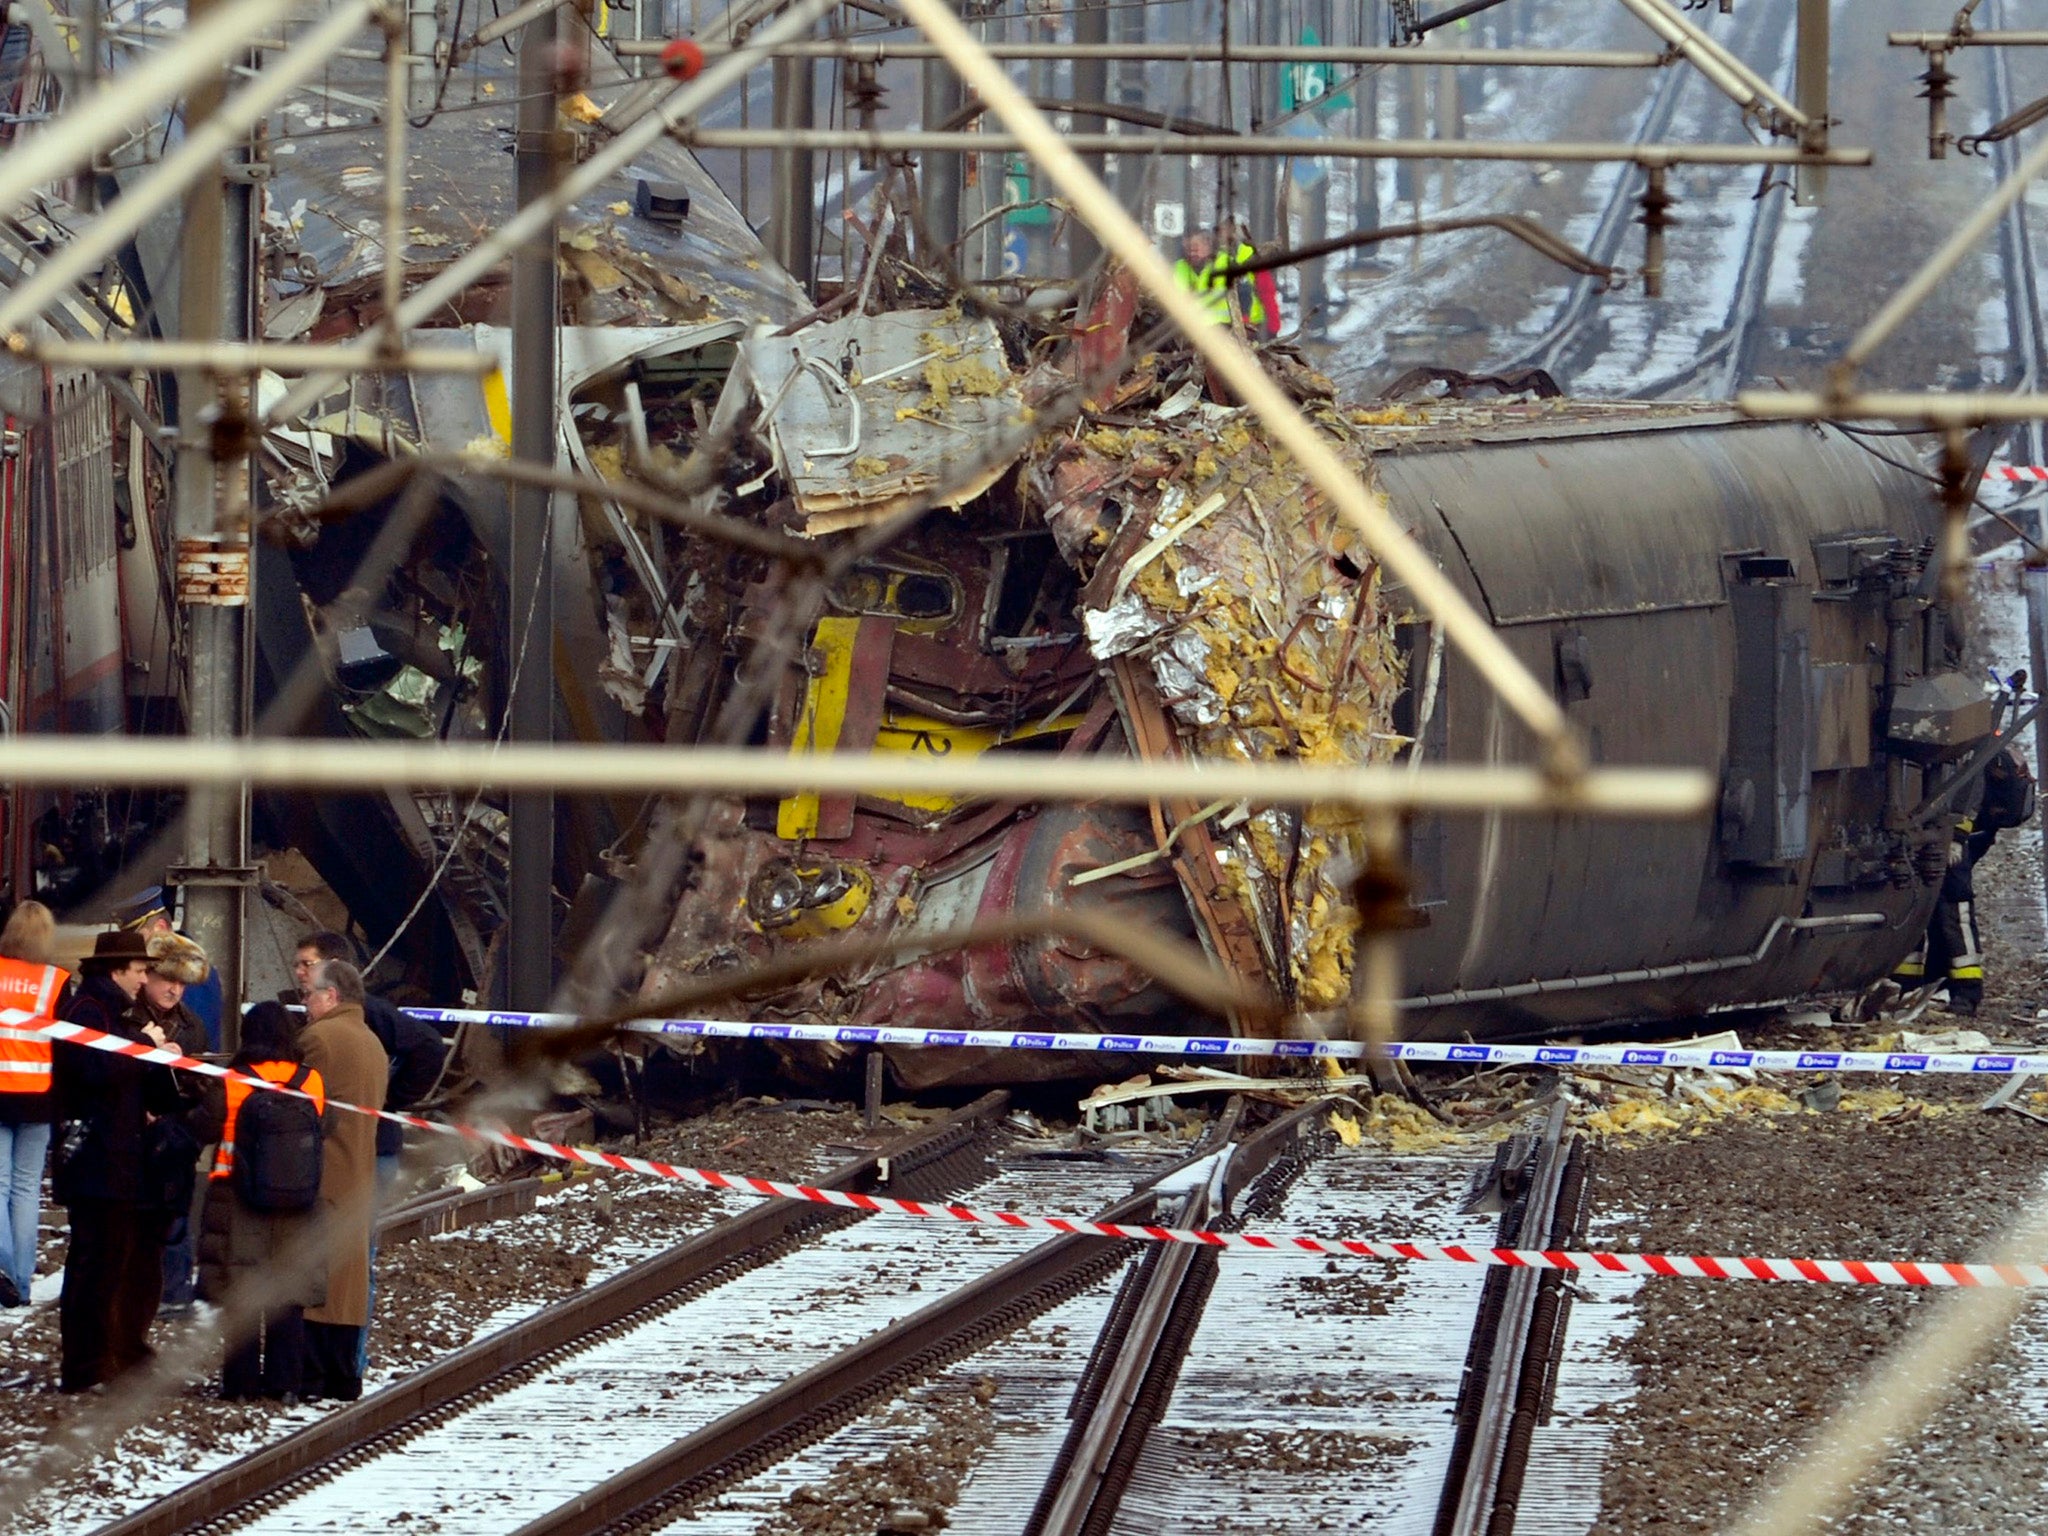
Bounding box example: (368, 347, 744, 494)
(1281, 27, 1349, 114)
(1003, 154, 1050, 227)
(1153, 201, 1186, 240)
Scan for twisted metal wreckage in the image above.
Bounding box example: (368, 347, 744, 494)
(0, 1, 1999, 1090)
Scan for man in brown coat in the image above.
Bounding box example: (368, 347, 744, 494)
(297, 959, 386, 1402)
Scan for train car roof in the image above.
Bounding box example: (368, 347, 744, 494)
(227, 1, 805, 329)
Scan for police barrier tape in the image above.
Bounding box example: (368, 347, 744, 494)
(399, 1006, 2048, 1079)
(35, 1014, 2048, 1288)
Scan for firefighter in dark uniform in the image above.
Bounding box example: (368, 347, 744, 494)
(1894, 747, 2034, 1016)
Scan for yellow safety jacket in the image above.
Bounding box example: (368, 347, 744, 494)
(0, 958, 66, 1098)
(1172, 244, 1264, 328)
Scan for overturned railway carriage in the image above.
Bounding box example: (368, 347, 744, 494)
(1379, 412, 1959, 1036)
(646, 394, 1973, 1085)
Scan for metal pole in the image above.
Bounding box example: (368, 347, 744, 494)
(1247, 0, 1280, 242)
(610, 39, 1672, 65)
(1890, 29, 2048, 46)
(772, 25, 817, 282)
(2028, 571, 2048, 945)
(1740, 390, 2048, 423)
(920, 0, 962, 252)
(1303, 0, 1334, 336)
(0, 737, 1716, 816)
(1795, 0, 1829, 205)
(1611, 0, 1806, 128)
(678, 127, 1873, 165)
(1354, 0, 1378, 239)
(509, 9, 560, 1010)
(1071, 0, 1108, 275)
(170, 0, 255, 1042)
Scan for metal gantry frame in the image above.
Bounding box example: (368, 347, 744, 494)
(1, 4, 2046, 1529)
(0, 0, 1897, 1029)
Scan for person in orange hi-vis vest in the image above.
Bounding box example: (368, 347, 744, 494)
(0, 902, 66, 1309)
(191, 1003, 329, 1402)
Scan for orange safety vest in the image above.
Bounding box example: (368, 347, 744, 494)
(0, 958, 67, 1097)
(210, 1060, 327, 1181)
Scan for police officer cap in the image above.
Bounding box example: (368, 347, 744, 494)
(110, 886, 169, 930)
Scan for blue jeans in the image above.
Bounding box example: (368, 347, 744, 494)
(356, 1152, 404, 1379)
(0, 1121, 50, 1301)
(161, 1216, 195, 1307)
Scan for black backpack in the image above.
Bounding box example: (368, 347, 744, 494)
(234, 1066, 324, 1213)
(1982, 746, 2038, 832)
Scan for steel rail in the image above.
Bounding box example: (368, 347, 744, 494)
(1515, 0, 1791, 384)
(1027, 1099, 1333, 1536)
(1437, 1101, 1588, 1536)
(507, 1102, 1333, 1536)
(0, 736, 1718, 817)
(1833, 100, 2048, 375)
(1507, 9, 1701, 381)
(1638, 3, 1800, 400)
(372, 1168, 594, 1248)
(88, 1094, 1013, 1536)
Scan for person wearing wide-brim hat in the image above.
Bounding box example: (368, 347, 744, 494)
(51, 929, 190, 1392)
(109, 887, 223, 1052)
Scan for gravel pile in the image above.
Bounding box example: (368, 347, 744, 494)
(755, 1380, 1001, 1535)
(1592, 1093, 2048, 1533)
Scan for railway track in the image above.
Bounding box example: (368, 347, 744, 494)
(501, 1102, 1325, 1536)
(89, 1092, 1016, 1536)
(631, 1095, 1617, 1536)
(1508, 0, 1794, 397)
(95, 1092, 1629, 1536)
(997, 1101, 1614, 1536)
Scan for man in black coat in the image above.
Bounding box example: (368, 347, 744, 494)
(293, 932, 447, 1380)
(54, 930, 189, 1392)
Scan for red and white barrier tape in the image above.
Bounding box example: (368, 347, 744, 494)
(38, 1016, 2048, 1287)
(1993, 465, 2048, 482)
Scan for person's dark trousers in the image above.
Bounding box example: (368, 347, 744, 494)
(60, 1200, 165, 1392)
(223, 1305, 306, 1401)
(303, 1320, 364, 1402)
(160, 1215, 195, 1309)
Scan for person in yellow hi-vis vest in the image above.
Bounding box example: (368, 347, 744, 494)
(1171, 227, 1270, 334)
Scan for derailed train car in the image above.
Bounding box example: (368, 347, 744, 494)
(106, 2, 1976, 1058)
(632, 327, 1978, 1086)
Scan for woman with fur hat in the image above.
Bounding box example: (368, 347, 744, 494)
(52, 930, 192, 1391)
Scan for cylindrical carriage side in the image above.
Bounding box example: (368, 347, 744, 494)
(1377, 415, 1956, 1037)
